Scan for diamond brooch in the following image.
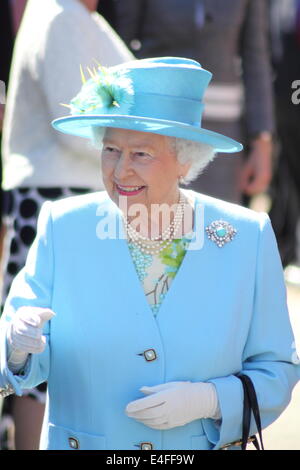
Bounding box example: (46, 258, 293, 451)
(206, 220, 237, 247)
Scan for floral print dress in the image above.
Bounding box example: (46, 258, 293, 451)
(128, 235, 192, 315)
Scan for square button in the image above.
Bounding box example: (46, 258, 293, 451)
(143, 349, 157, 362)
(140, 442, 153, 450)
(68, 437, 79, 449)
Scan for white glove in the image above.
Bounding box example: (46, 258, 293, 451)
(126, 381, 221, 430)
(7, 307, 55, 373)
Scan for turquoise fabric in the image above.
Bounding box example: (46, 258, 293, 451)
(0, 190, 299, 450)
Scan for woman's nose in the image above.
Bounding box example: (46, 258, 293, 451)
(114, 152, 133, 179)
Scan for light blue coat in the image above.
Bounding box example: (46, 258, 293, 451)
(0, 190, 299, 450)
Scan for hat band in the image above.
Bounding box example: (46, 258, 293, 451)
(130, 92, 203, 126)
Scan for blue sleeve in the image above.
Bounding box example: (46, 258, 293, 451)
(0, 201, 54, 396)
(203, 213, 300, 450)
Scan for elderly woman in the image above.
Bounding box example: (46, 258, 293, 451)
(0, 57, 299, 451)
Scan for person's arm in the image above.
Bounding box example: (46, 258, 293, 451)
(0, 201, 54, 397)
(202, 213, 300, 449)
(239, 0, 275, 195)
(240, 0, 274, 138)
(238, 131, 273, 196)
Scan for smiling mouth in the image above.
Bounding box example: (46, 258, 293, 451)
(116, 184, 146, 196)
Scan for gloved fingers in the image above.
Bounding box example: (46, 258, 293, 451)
(10, 343, 44, 354)
(16, 306, 55, 328)
(10, 336, 45, 354)
(138, 420, 172, 430)
(135, 415, 169, 427)
(126, 393, 166, 415)
(8, 306, 54, 355)
(16, 307, 55, 328)
(34, 308, 55, 328)
(14, 322, 43, 339)
(127, 402, 166, 420)
(149, 415, 189, 428)
(140, 381, 190, 395)
(16, 307, 41, 325)
(136, 413, 188, 430)
(16, 312, 40, 328)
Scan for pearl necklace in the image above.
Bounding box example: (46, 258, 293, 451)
(124, 192, 186, 255)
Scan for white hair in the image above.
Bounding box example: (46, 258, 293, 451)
(170, 137, 216, 184)
(91, 127, 216, 184)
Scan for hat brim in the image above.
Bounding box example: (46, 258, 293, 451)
(52, 114, 243, 153)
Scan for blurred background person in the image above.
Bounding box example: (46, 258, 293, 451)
(268, 0, 300, 282)
(97, 0, 116, 26)
(111, 0, 275, 205)
(0, 1, 27, 268)
(0, 0, 27, 449)
(0, 0, 133, 450)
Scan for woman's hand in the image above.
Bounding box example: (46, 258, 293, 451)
(6, 306, 55, 374)
(239, 134, 273, 196)
(7, 306, 55, 355)
(125, 381, 221, 430)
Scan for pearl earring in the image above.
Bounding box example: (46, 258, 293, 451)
(179, 175, 185, 185)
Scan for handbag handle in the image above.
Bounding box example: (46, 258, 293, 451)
(236, 373, 264, 450)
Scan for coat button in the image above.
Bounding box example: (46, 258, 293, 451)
(143, 349, 157, 362)
(140, 442, 153, 450)
(68, 437, 79, 449)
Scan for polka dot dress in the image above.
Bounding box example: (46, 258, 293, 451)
(1, 187, 90, 304)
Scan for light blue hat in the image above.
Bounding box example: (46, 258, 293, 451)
(52, 57, 243, 153)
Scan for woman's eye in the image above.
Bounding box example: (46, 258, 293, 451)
(103, 146, 120, 155)
(133, 152, 152, 159)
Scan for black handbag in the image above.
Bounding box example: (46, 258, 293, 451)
(237, 373, 264, 450)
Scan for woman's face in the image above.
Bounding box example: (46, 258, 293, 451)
(101, 128, 190, 214)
